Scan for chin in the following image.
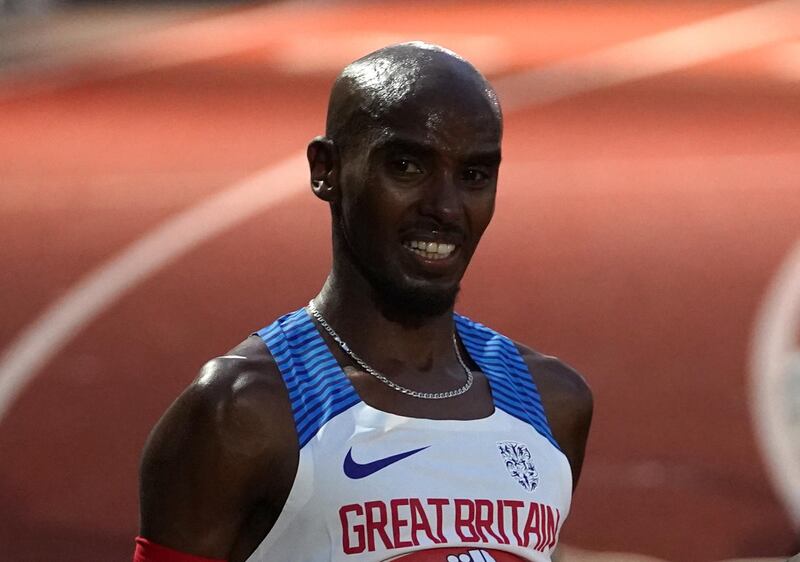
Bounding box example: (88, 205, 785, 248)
(396, 283, 459, 316)
(370, 271, 460, 324)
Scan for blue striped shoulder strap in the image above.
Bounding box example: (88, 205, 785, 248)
(256, 308, 560, 452)
(256, 308, 360, 449)
(454, 313, 562, 452)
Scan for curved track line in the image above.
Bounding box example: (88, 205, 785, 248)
(750, 238, 800, 527)
(494, 0, 798, 110)
(0, 154, 307, 419)
(0, 1, 336, 101)
(0, 0, 796, 424)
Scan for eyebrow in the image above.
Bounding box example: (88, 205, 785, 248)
(466, 150, 502, 167)
(374, 137, 435, 155)
(374, 136, 501, 165)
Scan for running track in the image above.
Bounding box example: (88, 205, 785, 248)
(1, 2, 799, 561)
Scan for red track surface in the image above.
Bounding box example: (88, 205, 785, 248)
(1, 2, 799, 561)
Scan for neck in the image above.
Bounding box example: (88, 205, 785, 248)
(312, 262, 456, 373)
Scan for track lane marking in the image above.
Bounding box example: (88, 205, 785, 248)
(0, 154, 307, 418)
(751, 240, 800, 527)
(0, 1, 337, 100)
(494, 0, 798, 110)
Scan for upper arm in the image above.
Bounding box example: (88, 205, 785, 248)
(518, 347, 593, 491)
(138, 343, 295, 559)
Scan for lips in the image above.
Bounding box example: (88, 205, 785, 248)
(399, 224, 465, 275)
(402, 240, 457, 260)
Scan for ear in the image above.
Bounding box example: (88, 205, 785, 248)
(307, 136, 340, 202)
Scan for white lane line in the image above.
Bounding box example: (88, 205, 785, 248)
(0, 154, 307, 419)
(750, 239, 800, 527)
(0, 0, 796, 424)
(0, 1, 330, 101)
(493, 0, 799, 110)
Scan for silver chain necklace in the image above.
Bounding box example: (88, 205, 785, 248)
(306, 300, 473, 400)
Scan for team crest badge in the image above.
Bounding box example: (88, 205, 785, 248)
(497, 441, 539, 492)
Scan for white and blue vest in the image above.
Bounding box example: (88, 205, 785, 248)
(247, 308, 572, 562)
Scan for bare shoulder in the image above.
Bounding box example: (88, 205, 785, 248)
(151, 335, 293, 462)
(189, 335, 294, 450)
(514, 342, 593, 491)
(515, 343, 593, 418)
(139, 335, 297, 558)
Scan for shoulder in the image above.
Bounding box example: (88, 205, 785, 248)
(514, 342, 593, 490)
(515, 343, 593, 419)
(139, 335, 297, 555)
(146, 335, 295, 468)
(193, 336, 293, 442)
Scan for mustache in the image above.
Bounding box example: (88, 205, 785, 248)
(399, 220, 465, 239)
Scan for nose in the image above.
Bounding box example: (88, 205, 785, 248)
(418, 171, 461, 226)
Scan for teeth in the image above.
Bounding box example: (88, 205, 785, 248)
(403, 240, 456, 260)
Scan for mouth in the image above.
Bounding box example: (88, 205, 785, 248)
(402, 240, 457, 261)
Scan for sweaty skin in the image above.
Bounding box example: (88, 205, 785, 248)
(138, 42, 593, 562)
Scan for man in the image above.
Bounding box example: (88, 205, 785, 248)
(135, 42, 592, 562)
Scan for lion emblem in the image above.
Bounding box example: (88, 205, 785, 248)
(497, 441, 539, 492)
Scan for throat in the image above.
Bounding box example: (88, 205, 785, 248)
(308, 288, 470, 399)
(416, 353, 435, 372)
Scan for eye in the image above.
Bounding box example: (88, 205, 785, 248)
(390, 159, 423, 175)
(462, 167, 490, 186)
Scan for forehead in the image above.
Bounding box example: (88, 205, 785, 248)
(368, 88, 502, 157)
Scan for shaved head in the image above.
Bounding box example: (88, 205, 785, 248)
(325, 42, 502, 155)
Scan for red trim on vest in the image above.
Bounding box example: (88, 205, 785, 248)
(133, 537, 227, 562)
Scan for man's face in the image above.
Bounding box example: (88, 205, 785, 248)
(335, 89, 502, 317)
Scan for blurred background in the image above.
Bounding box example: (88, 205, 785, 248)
(1, 1, 799, 561)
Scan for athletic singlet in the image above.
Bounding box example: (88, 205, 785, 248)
(247, 308, 572, 562)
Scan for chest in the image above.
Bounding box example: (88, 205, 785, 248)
(293, 404, 572, 556)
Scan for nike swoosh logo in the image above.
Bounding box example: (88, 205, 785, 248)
(343, 446, 429, 479)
